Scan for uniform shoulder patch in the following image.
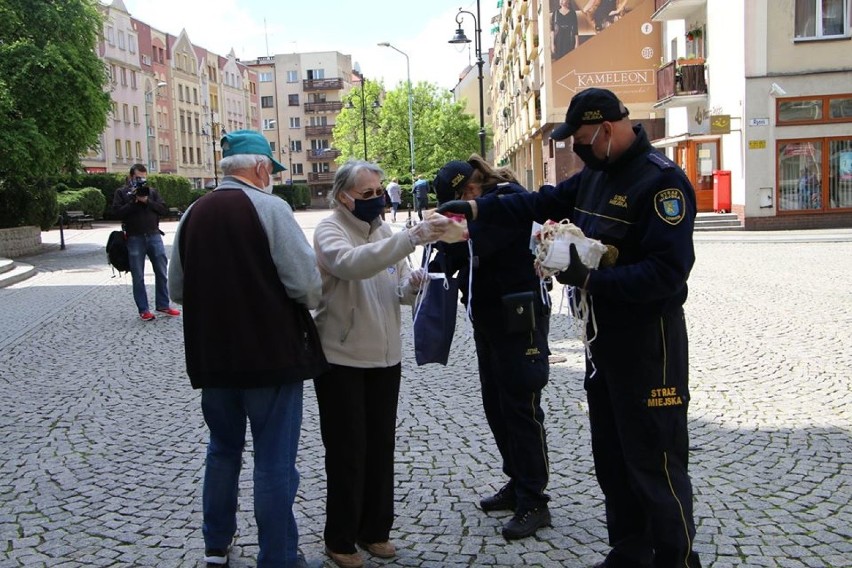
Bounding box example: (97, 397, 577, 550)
(654, 188, 686, 225)
(647, 152, 674, 170)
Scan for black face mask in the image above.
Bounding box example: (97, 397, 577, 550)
(573, 125, 611, 171)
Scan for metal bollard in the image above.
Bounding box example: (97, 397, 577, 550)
(58, 215, 66, 250)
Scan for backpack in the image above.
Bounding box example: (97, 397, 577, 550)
(106, 230, 130, 275)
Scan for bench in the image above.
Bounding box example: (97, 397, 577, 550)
(165, 207, 183, 221)
(65, 210, 94, 229)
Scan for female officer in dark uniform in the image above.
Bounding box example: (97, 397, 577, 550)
(433, 155, 552, 541)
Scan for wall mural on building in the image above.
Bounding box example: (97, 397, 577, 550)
(548, 0, 660, 108)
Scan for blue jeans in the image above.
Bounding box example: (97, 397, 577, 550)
(201, 384, 304, 568)
(126, 233, 169, 313)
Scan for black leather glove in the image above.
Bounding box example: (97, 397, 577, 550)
(435, 200, 474, 222)
(554, 243, 590, 289)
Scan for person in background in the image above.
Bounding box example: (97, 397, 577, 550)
(386, 177, 402, 222)
(111, 163, 180, 321)
(433, 156, 552, 541)
(413, 174, 430, 220)
(168, 130, 327, 568)
(552, 0, 580, 60)
(437, 88, 701, 568)
(312, 160, 453, 568)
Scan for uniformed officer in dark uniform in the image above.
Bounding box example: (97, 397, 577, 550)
(437, 89, 702, 568)
(433, 156, 552, 541)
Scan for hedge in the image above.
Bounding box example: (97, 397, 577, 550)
(0, 178, 58, 230)
(273, 183, 311, 209)
(56, 187, 107, 220)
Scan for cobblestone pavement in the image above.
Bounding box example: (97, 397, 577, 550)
(1, 213, 850, 568)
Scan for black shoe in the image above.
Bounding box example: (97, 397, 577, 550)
(480, 483, 517, 512)
(501, 505, 552, 540)
(204, 547, 230, 567)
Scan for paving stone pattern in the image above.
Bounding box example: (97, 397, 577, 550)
(0, 217, 850, 567)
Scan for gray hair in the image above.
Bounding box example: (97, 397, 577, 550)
(329, 160, 384, 208)
(220, 154, 271, 175)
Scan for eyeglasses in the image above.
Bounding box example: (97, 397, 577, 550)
(351, 186, 386, 199)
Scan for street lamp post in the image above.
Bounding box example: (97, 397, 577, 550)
(448, 3, 486, 158)
(378, 42, 416, 176)
(144, 81, 167, 172)
(209, 111, 227, 186)
(352, 63, 368, 161)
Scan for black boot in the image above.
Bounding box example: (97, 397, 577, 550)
(479, 483, 516, 512)
(501, 505, 551, 540)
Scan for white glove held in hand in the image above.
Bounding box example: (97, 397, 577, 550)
(407, 215, 452, 245)
(406, 267, 428, 288)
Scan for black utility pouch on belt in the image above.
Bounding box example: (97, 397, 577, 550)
(501, 291, 536, 334)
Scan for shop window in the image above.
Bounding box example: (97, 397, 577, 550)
(777, 137, 852, 212)
(829, 139, 852, 208)
(777, 94, 852, 125)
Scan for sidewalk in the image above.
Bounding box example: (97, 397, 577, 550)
(0, 210, 849, 567)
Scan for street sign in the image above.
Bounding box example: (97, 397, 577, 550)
(749, 140, 767, 150)
(748, 118, 770, 127)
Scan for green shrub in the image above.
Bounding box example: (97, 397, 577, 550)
(0, 178, 58, 230)
(57, 187, 106, 220)
(273, 183, 311, 209)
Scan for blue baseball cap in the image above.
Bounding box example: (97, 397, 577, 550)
(220, 130, 286, 173)
(434, 160, 475, 204)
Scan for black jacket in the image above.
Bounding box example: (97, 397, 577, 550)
(476, 124, 696, 323)
(112, 182, 168, 235)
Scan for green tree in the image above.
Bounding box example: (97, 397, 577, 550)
(333, 81, 480, 181)
(0, 0, 111, 228)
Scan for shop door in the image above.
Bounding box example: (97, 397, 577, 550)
(676, 140, 718, 212)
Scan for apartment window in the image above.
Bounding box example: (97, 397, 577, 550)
(111, 101, 119, 120)
(180, 112, 186, 133)
(182, 147, 187, 163)
(109, 64, 117, 84)
(178, 85, 184, 102)
(129, 34, 137, 54)
(263, 118, 276, 130)
(158, 47, 165, 64)
(312, 139, 330, 150)
(290, 139, 302, 152)
(194, 88, 198, 104)
(288, 94, 300, 106)
(289, 117, 301, 128)
(188, 115, 193, 134)
(259, 72, 273, 82)
(777, 137, 852, 211)
(135, 141, 142, 159)
(163, 145, 171, 161)
(195, 115, 200, 134)
(287, 70, 299, 83)
(130, 71, 137, 89)
(306, 69, 325, 80)
(122, 104, 129, 123)
(118, 31, 126, 50)
(106, 26, 115, 45)
(269, 141, 276, 153)
(292, 163, 304, 175)
(132, 106, 139, 124)
(142, 54, 151, 65)
(125, 140, 132, 159)
(261, 96, 274, 108)
(197, 148, 202, 164)
(120, 67, 127, 86)
(115, 139, 122, 158)
(309, 116, 328, 126)
(795, 0, 849, 38)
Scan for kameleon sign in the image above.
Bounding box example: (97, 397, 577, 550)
(556, 69, 655, 93)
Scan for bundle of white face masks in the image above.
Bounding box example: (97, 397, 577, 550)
(533, 219, 608, 278)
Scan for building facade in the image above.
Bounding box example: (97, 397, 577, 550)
(245, 51, 352, 207)
(82, 0, 259, 189)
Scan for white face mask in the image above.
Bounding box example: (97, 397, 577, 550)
(256, 163, 274, 193)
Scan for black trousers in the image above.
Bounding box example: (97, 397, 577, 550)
(473, 311, 551, 511)
(313, 363, 401, 554)
(585, 308, 701, 568)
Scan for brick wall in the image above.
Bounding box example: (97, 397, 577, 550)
(744, 212, 852, 230)
(0, 226, 42, 258)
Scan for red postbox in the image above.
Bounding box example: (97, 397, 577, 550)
(713, 170, 732, 213)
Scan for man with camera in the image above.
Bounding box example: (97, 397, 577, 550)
(112, 163, 180, 321)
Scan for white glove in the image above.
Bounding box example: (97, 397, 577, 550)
(407, 267, 427, 288)
(408, 215, 452, 245)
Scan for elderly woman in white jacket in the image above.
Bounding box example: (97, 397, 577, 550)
(312, 160, 452, 568)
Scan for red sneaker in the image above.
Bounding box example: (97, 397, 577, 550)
(140, 311, 155, 321)
(156, 307, 180, 316)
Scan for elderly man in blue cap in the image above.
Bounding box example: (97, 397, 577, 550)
(169, 130, 327, 568)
